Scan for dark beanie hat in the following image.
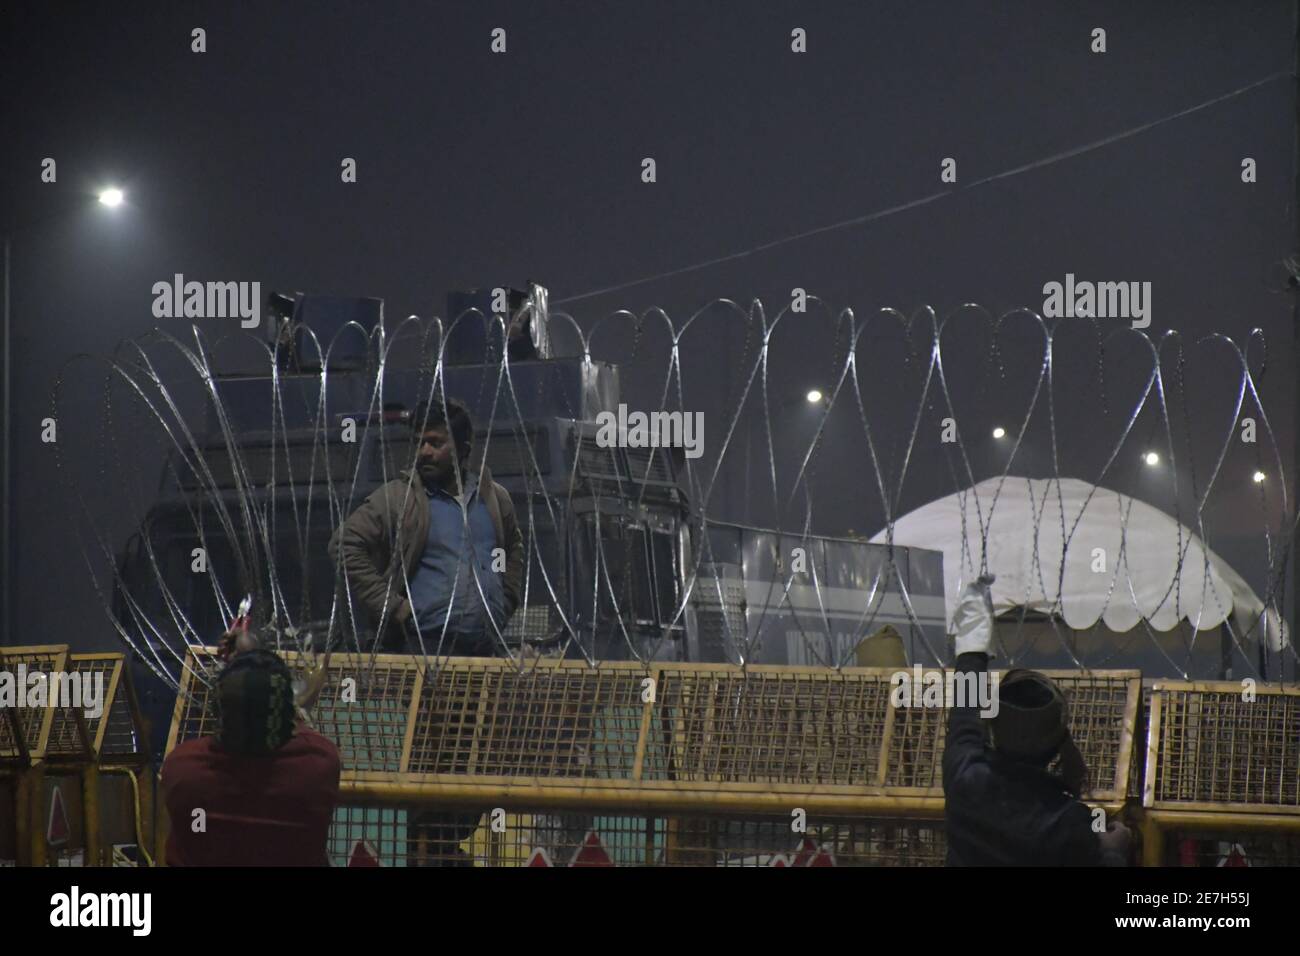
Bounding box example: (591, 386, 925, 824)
(213, 649, 296, 755)
(991, 669, 1067, 758)
(991, 668, 1089, 794)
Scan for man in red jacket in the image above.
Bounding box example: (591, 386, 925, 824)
(161, 631, 341, 866)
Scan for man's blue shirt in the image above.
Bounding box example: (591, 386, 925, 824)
(407, 471, 506, 643)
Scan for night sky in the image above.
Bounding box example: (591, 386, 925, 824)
(2, 1, 1296, 651)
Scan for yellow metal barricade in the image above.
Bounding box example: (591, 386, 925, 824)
(1140, 680, 1300, 866)
(0, 647, 151, 866)
(1, 645, 68, 866)
(164, 649, 1143, 865)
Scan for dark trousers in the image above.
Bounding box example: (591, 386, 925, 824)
(404, 625, 496, 866)
(402, 624, 498, 658)
(408, 810, 483, 866)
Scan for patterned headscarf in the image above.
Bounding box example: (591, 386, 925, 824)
(991, 668, 1090, 796)
(213, 649, 296, 755)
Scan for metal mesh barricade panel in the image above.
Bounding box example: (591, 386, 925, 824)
(1148, 682, 1300, 810)
(1158, 829, 1300, 867)
(408, 660, 647, 778)
(169, 653, 1139, 799)
(173, 649, 418, 773)
(45, 656, 122, 759)
(1049, 671, 1138, 802)
(328, 806, 408, 867)
(100, 683, 145, 760)
(654, 668, 889, 786)
(323, 806, 948, 867)
(0, 646, 69, 762)
(45, 655, 130, 759)
(169, 649, 223, 749)
(312, 658, 416, 773)
(165, 651, 1139, 867)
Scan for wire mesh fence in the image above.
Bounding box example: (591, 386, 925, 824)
(0, 646, 69, 762)
(170, 650, 1140, 805)
(1147, 681, 1300, 810)
(136, 648, 1300, 865)
(324, 806, 950, 867)
(1158, 830, 1300, 867)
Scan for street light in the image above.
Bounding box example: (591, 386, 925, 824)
(3, 186, 126, 639)
(1253, 470, 1266, 483)
(992, 426, 1006, 439)
(806, 389, 823, 404)
(1144, 451, 1160, 466)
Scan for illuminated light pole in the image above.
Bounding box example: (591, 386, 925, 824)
(2, 186, 125, 639)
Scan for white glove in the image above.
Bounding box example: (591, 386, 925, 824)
(1264, 607, 1290, 653)
(952, 573, 996, 657)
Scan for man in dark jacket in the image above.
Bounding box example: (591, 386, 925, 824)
(942, 575, 1131, 866)
(328, 396, 525, 655)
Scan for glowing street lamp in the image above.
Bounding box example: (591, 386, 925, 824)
(1144, 452, 1160, 467)
(806, 389, 823, 404)
(4, 186, 126, 639)
(992, 426, 1006, 439)
(1253, 470, 1266, 483)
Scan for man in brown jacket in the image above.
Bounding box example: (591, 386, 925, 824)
(328, 397, 525, 655)
(329, 397, 526, 865)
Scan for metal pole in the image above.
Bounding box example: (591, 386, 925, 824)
(1291, 0, 1299, 682)
(3, 234, 10, 643)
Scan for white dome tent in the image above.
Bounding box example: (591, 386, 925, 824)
(870, 476, 1288, 677)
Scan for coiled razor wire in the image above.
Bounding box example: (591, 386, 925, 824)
(52, 299, 1298, 705)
